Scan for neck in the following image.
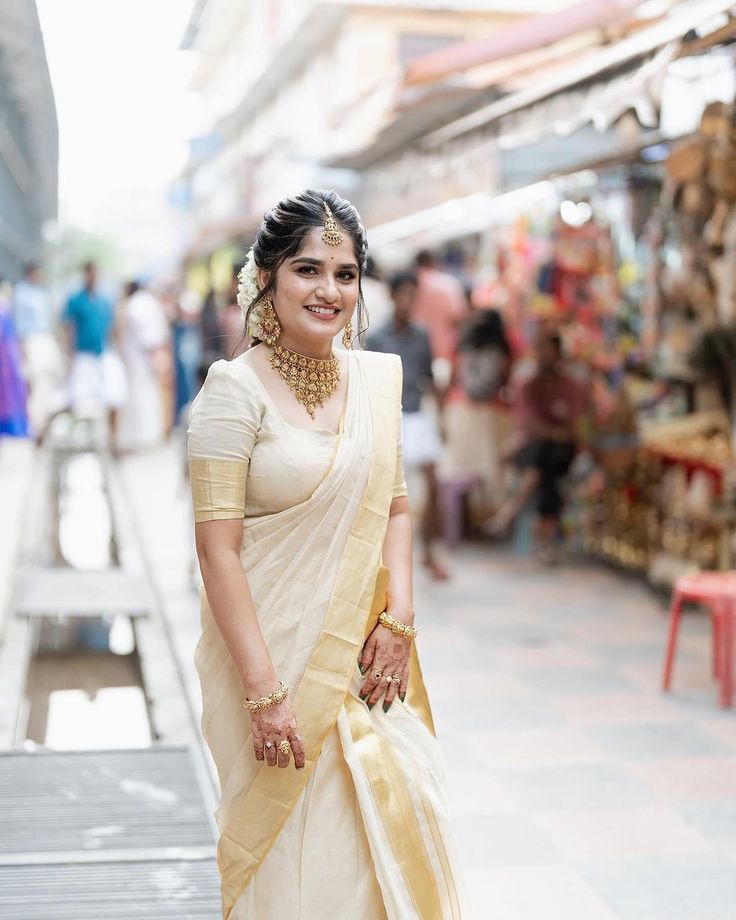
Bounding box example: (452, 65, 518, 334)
(277, 333, 334, 361)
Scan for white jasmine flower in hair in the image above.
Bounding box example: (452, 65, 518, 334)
(237, 248, 260, 325)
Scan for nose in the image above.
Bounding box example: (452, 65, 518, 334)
(315, 274, 340, 304)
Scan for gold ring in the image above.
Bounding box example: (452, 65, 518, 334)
(278, 740, 291, 756)
(372, 669, 383, 680)
(385, 675, 397, 683)
(392, 674, 401, 681)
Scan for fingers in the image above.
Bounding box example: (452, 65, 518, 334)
(359, 659, 386, 707)
(264, 739, 277, 767)
(358, 637, 376, 675)
(277, 739, 291, 769)
(289, 731, 305, 771)
(398, 663, 409, 703)
(253, 730, 265, 762)
(382, 670, 402, 712)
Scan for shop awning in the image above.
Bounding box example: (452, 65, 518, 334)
(426, 0, 736, 146)
(404, 0, 646, 88)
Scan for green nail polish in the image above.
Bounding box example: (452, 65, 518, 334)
(382, 702, 391, 713)
(367, 702, 374, 710)
(358, 663, 365, 674)
(399, 693, 406, 703)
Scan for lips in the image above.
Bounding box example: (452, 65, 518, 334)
(304, 305, 340, 317)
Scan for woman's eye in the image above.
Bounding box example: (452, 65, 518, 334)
(297, 266, 317, 275)
(338, 272, 356, 282)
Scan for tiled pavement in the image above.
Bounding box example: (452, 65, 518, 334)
(121, 442, 736, 920)
(418, 550, 736, 920)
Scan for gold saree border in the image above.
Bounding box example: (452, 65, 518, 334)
(344, 694, 443, 919)
(217, 353, 400, 919)
(419, 788, 462, 920)
(189, 457, 247, 523)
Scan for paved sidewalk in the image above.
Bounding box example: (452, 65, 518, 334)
(121, 441, 736, 920)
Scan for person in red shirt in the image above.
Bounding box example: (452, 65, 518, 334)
(412, 250, 467, 365)
(488, 331, 586, 562)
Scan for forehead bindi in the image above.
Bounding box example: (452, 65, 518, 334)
(296, 229, 357, 268)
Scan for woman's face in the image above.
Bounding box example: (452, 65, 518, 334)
(257, 227, 360, 352)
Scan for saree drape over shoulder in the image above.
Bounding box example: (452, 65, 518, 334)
(188, 349, 468, 920)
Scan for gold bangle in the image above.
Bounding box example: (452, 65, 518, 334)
(241, 681, 289, 713)
(378, 610, 417, 640)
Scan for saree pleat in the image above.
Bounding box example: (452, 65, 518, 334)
(193, 350, 467, 919)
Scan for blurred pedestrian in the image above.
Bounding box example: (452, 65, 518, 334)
(412, 249, 467, 380)
(116, 279, 170, 451)
(11, 263, 63, 435)
(367, 270, 449, 581)
(172, 287, 203, 420)
(200, 287, 224, 368)
(62, 262, 127, 448)
(488, 331, 586, 563)
(0, 279, 28, 437)
(443, 307, 514, 520)
(361, 256, 393, 335)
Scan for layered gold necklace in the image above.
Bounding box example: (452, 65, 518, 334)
(268, 343, 341, 418)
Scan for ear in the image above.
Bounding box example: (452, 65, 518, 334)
(256, 268, 270, 291)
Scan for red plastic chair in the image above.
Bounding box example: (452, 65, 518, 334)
(662, 571, 736, 708)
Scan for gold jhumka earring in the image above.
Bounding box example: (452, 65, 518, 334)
(322, 204, 344, 246)
(342, 320, 353, 349)
(254, 298, 281, 346)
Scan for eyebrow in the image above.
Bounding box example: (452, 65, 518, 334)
(290, 256, 359, 271)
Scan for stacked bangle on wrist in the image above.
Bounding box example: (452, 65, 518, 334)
(378, 610, 418, 640)
(241, 681, 289, 713)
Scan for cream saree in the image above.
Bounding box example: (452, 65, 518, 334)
(191, 350, 467, 919)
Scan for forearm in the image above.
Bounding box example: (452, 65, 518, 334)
(197, 546, 276, 692)
(381, 499, 414, 624)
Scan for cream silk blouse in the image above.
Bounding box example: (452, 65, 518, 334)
(187, 356, 408, 523)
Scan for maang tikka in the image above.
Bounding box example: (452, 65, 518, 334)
(322, 204, 344, 246)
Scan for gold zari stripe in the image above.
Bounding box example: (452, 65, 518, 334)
(344, 694, 443, 919)
(189, 457, 247, 523)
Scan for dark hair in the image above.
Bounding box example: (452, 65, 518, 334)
(238, 188, 369, 354)
(460, 308, 511, 356)
(414, 249, 434, 268)
(388, 270, 417, 295)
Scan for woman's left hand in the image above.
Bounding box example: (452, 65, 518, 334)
(358, 618, 412, 712)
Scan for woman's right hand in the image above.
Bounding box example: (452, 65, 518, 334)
(247, 685, 305, 770)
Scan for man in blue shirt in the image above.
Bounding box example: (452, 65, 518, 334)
(63, 262, 126, 449)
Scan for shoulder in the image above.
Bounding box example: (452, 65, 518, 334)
(354, 348, 401, 374)
(194, 359, 265, 413)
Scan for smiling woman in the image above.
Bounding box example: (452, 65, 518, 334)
(187, 189, 468, 919)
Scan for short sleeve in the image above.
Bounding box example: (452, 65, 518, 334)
(187, 360, 262, 523)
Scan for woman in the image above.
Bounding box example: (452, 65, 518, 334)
(188, 190, 467, 919)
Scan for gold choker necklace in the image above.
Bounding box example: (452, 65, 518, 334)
(268, 343, 341, 418)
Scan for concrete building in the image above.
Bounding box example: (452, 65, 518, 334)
(178, 0, 548, 260)
(0, 0, 58, 281)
